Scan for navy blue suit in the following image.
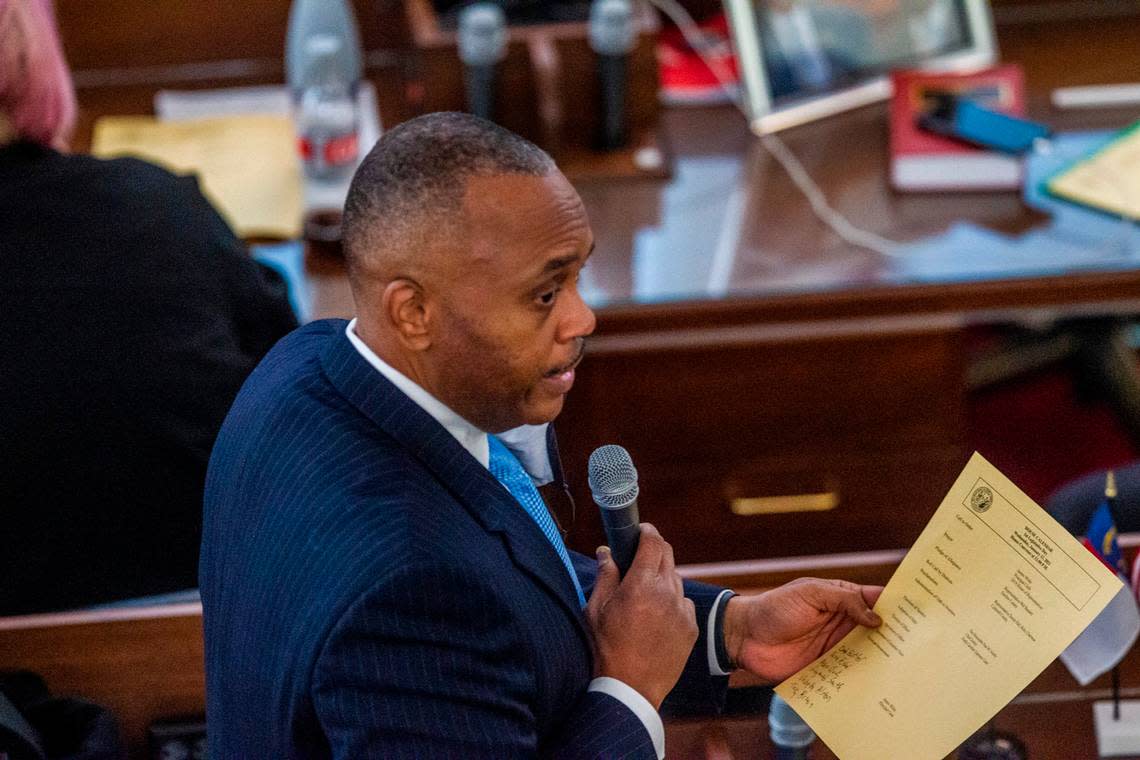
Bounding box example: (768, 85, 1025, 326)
(201, 320, 728, 758)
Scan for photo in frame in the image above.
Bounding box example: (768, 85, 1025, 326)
(723, 0, 998, 134)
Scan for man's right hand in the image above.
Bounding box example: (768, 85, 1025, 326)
(585, 523, 698, 709)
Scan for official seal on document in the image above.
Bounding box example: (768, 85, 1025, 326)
(969, 486, 993, 513)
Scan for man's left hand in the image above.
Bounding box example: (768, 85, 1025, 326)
(723, 578, 883, 683)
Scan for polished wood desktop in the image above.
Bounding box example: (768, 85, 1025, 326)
(552, 14, 1140, 563)
(60, 6, 1140, 566)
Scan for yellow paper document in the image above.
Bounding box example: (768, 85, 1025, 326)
(92, 115, 302, 239)
(775, 452, 1122, 760)
(1046, 121, 1140, 220)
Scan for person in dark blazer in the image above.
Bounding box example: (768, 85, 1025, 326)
(0, 0, 297, 615)
(201, 112, 882, 758)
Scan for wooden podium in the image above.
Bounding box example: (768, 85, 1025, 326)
(403, 0, 672, 180)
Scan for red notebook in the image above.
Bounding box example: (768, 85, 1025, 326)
(889, 65, 1027, 192)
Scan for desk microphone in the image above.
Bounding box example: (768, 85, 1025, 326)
(588, 444, 641, 576)
(769, 694, 815, 759)
(588, 0, 636, 151)
(458, 3, 507, 122)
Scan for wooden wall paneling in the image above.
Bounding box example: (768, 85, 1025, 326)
(560, 321, 969, 563)
(413, 36, 544, 143)
(402, 0, 667, 176)
(56, 0, 409, 74)
(0, 607, 206, 760)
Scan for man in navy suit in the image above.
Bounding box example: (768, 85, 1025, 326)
(201, 112, 882, 758)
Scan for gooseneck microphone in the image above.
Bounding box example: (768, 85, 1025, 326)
(458, 3, 507, 122)
(588, 444, 641, 576)
(588, 0, 636, 151)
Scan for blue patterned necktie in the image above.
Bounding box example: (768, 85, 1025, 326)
(488, 435, 586, 608)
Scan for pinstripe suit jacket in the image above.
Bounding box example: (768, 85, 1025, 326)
(200, 320, 728, 758)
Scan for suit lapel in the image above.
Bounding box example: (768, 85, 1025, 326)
(318, 322, 591, 646)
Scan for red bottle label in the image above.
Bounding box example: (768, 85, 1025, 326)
(323, 134, 358, 165)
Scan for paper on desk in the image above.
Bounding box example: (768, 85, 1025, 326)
(775, 452, 1122, 760)
(154, 83, 384, 214)
(1046, 122, 1140, 221)
(91, 115, 302, 239)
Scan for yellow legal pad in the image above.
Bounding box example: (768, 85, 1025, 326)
(92, 115, 303, 239)
(1046, 121, 1140, 220)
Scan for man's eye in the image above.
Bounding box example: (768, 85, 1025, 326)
(537, 287, 559, 306)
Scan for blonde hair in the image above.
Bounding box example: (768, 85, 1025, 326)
(0, 0, 76, 149)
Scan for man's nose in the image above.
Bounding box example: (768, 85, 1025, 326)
(561, 286, 596, 342)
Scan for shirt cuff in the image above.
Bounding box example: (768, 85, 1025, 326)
(587, 677, 665, 760)
(707, 588, 736, 676)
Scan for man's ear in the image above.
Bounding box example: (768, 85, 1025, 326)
(382, 278, 432, 351)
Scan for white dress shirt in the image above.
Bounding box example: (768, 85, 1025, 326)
(346, 319, 733, 758)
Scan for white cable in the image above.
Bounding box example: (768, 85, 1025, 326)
(758, 133, 903, 256)
(643, 0, 903, 257)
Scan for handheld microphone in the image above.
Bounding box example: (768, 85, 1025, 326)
(587, 444, 640, 576)
(588, 0, 636, 151)
(458, 3, 507, 122)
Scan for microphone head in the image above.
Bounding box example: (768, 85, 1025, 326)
(768, 694, 814, 748)
(588, 0, 636, 56)
(458, 3, 508, 67)
(588, 444, 639, 509)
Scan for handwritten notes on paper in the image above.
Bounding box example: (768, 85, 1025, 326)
(775, 453, 1121, 760)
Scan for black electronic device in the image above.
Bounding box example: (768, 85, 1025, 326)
(587, 0, 636, 151)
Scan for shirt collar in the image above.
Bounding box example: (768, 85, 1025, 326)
(345, 319, 553, 483)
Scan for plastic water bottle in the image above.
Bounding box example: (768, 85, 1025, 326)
(285, 0, 363, 95)
(285, 0, 363, 182)
(769, 694, 815, 760)
(295, 35, 359, 182)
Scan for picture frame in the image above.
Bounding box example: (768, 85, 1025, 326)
(723, 0, 998, 134)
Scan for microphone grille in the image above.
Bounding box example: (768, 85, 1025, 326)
(588, 444, 639, 509)
(589, 0, 636, 56)
(458, 3, 507, 66)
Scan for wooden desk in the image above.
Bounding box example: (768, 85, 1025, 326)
(62, 12, 1140, 565)
(0, 605, 205, 760)
(553, 14, 1140, 563)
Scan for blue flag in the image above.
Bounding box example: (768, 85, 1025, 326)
(1063, 497, 1139, 685)
(1082, 500, 1125, 575)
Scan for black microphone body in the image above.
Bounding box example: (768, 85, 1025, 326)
(595, 53, 629, 151)
(588, 444, 641, 576)
(458, 3, 506, 122)
(600, 494, 640, 575)
(464, 64, 497, 121)
(588, 0, 635, 152)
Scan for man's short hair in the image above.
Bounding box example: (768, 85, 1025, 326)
(342, 112, 556, 280)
